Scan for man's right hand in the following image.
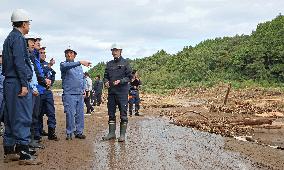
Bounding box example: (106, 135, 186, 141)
(80, 61, 92, 67)
(49, 58, 55, 67)
(33, 90, 39, 96)
(18, 87, 29, 96)
(46, 79, 51, 86)
(105, 81, 110, 88)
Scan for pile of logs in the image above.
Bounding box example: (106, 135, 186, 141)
(171, 117, 276, 137)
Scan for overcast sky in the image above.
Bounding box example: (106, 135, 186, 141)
(1, 0, 283, 79)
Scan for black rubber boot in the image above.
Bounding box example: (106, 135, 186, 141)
(16, 145, 42, 165)
(48, 127, 59, 141)
(102, 120, 116, 140)
(118, 122, 127, 142)
(3, 146, 19, 163)
(135, 103, 140, 116)
(40, 130, 48, 136)
(129, 104, 133, 116)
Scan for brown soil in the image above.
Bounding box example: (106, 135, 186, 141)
(0, 84, 283, 169)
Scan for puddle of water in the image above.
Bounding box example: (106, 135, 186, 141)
(93, 117, 255, 170)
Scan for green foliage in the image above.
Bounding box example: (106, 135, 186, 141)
(88, 62, 106, 80)
(89, 15, 284, 93)
(52, 80, 62, 89)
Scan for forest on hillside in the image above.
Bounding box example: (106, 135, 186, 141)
(57, 15, 284, 93)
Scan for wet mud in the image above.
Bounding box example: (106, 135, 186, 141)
(93, 117, 256, 170)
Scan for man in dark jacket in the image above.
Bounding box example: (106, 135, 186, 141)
(102, 44, 132, 142)
(2, 9, 41, 165)
(39, 47, 59, 141)
(92, 75, 103, 106)
(25, 34, 49, 149)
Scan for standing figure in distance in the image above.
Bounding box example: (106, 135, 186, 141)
(93, 75, 103, 106)
(84, 72, 94, 115)
(128, 70, 142, 116)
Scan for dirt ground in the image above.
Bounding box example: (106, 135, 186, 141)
(0, 85, 283, 169)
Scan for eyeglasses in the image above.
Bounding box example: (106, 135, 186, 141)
(40, 52, 46, 54)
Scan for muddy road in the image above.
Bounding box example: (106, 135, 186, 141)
(93, 117, 255, 170)
(0, 87, 284, 169)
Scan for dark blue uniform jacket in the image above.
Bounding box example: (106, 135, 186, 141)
(2, 28, 32, 87)
(104, 57, 132, 95)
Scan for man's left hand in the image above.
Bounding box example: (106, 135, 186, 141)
(113, 80, 120, 86)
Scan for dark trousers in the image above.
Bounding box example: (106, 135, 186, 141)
(3, 78, 33, 146)
(39, 90, 56, 134)
(94, 92, 102, 106)
(90, 91, 95, 104)
(107, 94, 128, 123)
(84, 91, 93, 113)
(32, 95, 41, 139)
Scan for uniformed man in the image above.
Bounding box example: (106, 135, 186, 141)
(28, 37, 52, 144)
(39, 46, 59, 141)
(25, 34, 47, 149)
(102, 44, 132, 142)
(128, 70, 142, 116)
(92, 75, 103, 106)
(60, 48, 92, 140)
(2, 9, 41, 165)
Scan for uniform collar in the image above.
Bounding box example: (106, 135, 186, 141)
(66, 59, 74, 62)
(114, 56, 122, 62)
(13, 28, 23, 35)
(32, 49, 40, 60)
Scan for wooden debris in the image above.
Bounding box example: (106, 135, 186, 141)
(228, 118, 274, 126)
(223, 83, 231, 105)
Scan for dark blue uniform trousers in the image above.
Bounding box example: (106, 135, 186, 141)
(3, 78, 32, 146)
(32, 95, 41, 139)
(62, 94, 84, 135)
(39, 90, 56, 133)
(107, 94, 128, 122)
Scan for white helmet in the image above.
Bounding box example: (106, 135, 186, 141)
(11, 9, 31, 22)
(25, 34, 42, 41)
(111, 43, 122, 50)
(64, 46, 77, 55)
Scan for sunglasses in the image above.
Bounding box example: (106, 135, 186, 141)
(40, 52, 46, 54)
